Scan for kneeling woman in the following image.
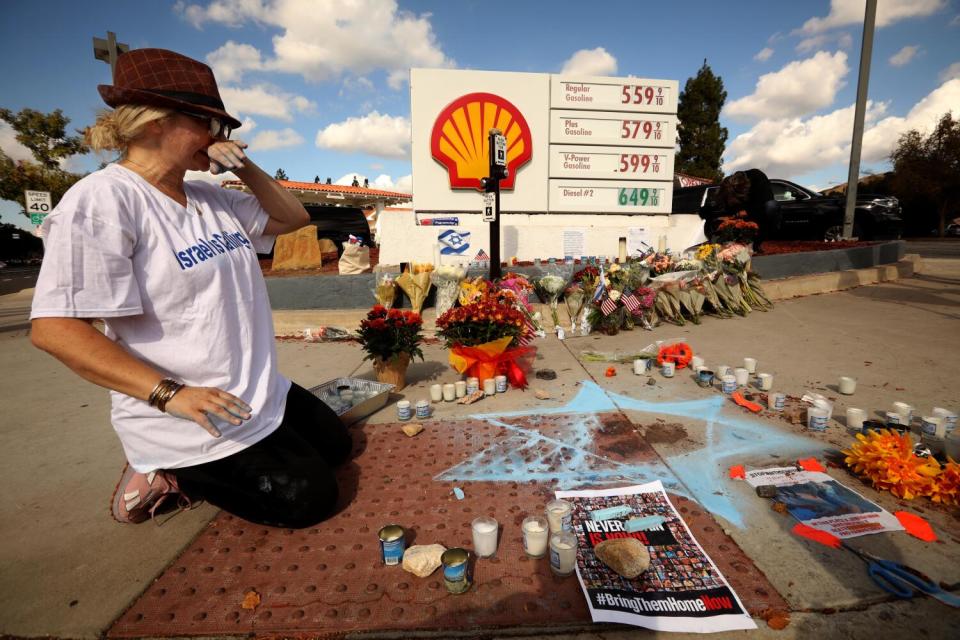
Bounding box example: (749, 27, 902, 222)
(30, 48, 350, 528)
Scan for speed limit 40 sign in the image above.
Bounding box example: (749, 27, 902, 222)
(25, 190, 52, 225)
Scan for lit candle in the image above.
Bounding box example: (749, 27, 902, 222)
(442, 383, 456, 402)
(549, 531, 577, 576)
(455, 380, 467, 398)
(545, 499, 572, 534)
(430, 384, 443, 402)
(483, 378, 496, 395)
(471, 516, 499, 558)
(521, 515, 549, 557)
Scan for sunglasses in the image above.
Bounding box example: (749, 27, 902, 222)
(180, 111, 232, 140)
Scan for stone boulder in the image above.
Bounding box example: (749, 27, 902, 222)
(271, 225, 321, 271)
(594, 537, 650, 579)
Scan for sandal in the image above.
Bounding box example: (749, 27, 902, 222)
(111, 463, 190, 524)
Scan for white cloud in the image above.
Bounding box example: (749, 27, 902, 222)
(206, 42, 265, 84)
(753, 47, 774, 62)
(723, 78, 960, 178)
(185, 169, 239, 184)
(889, 45, 920, 67)
(939, 62, 960, 82)
(0, 121, 35, 162)
(725, 51, 848, 121)
(249, 128, 304, 151)
(796, 31, 853, 53)
(182, 0, 453, 88)
(560, 47, 617, 76)
(315, 112, 410, 158)
(951, 15, 960, 26)
(332, 172, 411, 193)
(798, 0, 947, 34)
(220, 84, 316, 122)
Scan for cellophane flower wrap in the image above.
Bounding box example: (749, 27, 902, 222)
(430, 265, 465, 318)
(435, 290, 536, 389)
(534, 273, 568, 328)
(356, 305, 424, 364)
(396, 262, 434, 313)
(373, 271, 398, 309)
(563, 283, 586, 333)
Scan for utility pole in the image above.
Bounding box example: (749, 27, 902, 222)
(92, 31, 129, 76)
(843, 0, 876, 239)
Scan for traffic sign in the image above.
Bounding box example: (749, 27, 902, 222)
(25, 190, 52, 225)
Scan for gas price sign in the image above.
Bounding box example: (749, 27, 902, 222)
(549, 145, 674, 181)
(550, 110, 676, 147)
(548, 180, 668, 213)
(551, 76, 677, 113)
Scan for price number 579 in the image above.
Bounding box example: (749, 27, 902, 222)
(620, 120, 662, 140)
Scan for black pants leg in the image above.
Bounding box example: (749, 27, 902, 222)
(170, 383, 352, 528)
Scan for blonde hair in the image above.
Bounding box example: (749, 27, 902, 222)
(84, 105, 173, 154)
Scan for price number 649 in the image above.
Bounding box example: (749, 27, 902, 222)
(618, 188, 659, 207)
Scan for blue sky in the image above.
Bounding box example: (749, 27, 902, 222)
(2, 0, 959, 230)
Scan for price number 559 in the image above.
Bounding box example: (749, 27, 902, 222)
(621, 85, 664, 106)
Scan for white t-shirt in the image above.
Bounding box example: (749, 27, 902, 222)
(31, 164, 291, 472)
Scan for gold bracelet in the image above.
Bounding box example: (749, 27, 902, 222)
(157, 381, 184, 413)
(148, 378, 183, 412)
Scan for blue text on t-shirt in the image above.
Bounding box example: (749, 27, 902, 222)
(173, 231, 253, 270)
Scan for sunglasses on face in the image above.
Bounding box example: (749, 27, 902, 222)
(180, 111, 232, 140)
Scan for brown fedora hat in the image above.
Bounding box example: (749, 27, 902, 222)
(98, 48, 241, 129)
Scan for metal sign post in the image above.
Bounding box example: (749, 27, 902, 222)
(481, 128, 508, 280)
(843, 0, 877, 239)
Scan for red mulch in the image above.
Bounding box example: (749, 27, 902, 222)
(259, 241, 876, 276)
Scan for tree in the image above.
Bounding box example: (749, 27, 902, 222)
(676, 60, 728, 183)
(274, 168, 288, 180)
(0, 107, 88, 219)
(890, 113, 960, 237)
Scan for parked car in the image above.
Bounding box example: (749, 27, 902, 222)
(673, 179, 903, 241)
(946, 223, 960, 237)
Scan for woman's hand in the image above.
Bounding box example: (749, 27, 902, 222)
(164, 386, 253, 437)
(207, 139, 248, 175)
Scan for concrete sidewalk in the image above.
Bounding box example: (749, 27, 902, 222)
(1, 260, 958, 638)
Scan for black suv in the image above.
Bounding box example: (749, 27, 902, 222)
(674, 179, 903, 241)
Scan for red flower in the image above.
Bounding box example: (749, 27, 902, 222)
(387, 308, 402, 320)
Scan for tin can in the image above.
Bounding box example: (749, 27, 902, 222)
(378, 524, 406, 565)
(415, 399, 431, 419)
(441, 547, 471, 594)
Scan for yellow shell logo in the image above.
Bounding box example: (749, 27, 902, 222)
(430, 92, 532, 190)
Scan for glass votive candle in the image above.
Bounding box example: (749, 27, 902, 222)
(521, 515, 549, 557)
(545, 499, 572, 534)
(442, 383, 456, 402)
(430, 384, 443, 402)
(661, 361, 676, 377)
(846, 407, 867, 431)
(743, 357, 758, 373)
(396, 400, 412, 421)
(757, 373, 774, 391)
(769, 392, 786, 411)
(483, 378, 496, 395)
(466, 377, 480, 394)
(471, 516, 499, 558)
(415, 399, 431, 419)
(549, 531, 577, 576)
(633, 358, 649, 375)
(733, 367, 750, 387)
(838, 376, 857, 395)
(495, 375, 508, 393)
(716, 365, 731, 377)
(721, 375, 737, 394)
(455, 380, 467, 398)
(892, 402, 913, 424)
(691, 355, 705, 370)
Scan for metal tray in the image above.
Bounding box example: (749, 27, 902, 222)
(309, 377, 395, 425)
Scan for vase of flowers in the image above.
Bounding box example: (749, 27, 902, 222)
(357, 305, 424, 390)
(435, 290, 535, 388)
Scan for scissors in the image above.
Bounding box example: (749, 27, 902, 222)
(842, 543, 960, 608)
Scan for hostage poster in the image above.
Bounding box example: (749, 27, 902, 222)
(744, 466, 903, 539)
(556, 481, 756, 633)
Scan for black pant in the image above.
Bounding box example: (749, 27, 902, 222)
(170, 383, 352, 528)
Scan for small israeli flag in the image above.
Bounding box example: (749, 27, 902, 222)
(592, 265, 607, 303)
(438, 229, 471, 255)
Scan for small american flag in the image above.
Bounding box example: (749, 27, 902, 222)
(473, 249, 490, 261)
(621, 293, 641, 313)
(600, 296, 618, 316)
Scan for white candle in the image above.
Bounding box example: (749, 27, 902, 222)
(838, 376, 857, 395)
(892, 402, 913, 424)
(734, 367, 749, 387)
(716, 365, 730, 377)
(691, 356, 705, 370)
(466, 377, 480, 394)
(442, 383, 456, 402)
(396, 400, 411, 421)
(757, 373, 774, 391)
(846, 407, 867, 431)
(522, 515, 549, 557)
(455, 380, 467, 398)
(661, 361, 675, 377)
(632, 359, 647, 375)
(495, 375, 508, 393)
(545, 499, 572, 534)
(430, 384, 443, 402)
(472, 516, 499, 558)
(549, 532, 577, 576)
(483, 378, 496, 395)
(743, 357, 757, 373)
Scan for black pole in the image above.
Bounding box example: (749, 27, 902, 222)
(490, 179, 501, 279)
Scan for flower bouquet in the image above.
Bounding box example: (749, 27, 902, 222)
(436, 291, 535, 389)
(564, 283, 586, 334)
(373, 271, 398, 309)
(627, 285, 658, 329)
(430, 265, 466, 318)
(713, 217, 759, 244)
(396, 262, 434, 313)
(356, 305, 425, 390)
(534, 273, 567, 328)
(496, 272, 544, 336)
(459, 276, 490, 306)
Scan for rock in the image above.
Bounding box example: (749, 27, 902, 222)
(593, 538, 650, 579)
(402, 423, 424, 437)
(535, 369, 557, 380)
(402, 544, 446, 577)
(534, 389, 551, 400)
(271, 225, 322, 271)
(457, 390, 485, 404)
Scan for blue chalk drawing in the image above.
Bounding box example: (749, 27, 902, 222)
(435, 380, 824, 528)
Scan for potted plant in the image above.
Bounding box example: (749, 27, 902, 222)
(357, 305, 424, 390)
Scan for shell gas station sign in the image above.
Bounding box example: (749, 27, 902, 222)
(385, 68, 692, 264)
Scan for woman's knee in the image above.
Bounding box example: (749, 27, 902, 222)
(262, 469, 340, 528)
